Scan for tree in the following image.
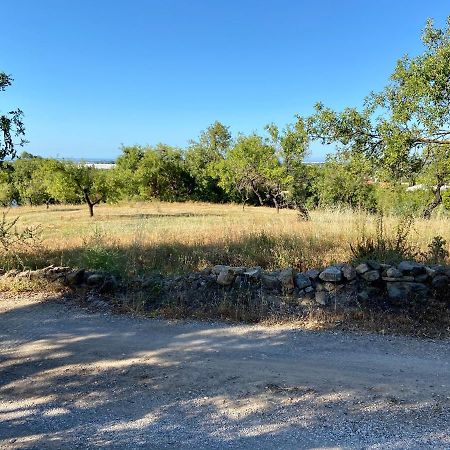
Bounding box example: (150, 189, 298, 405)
(215, 133, 289, 210)
(305, 17, 450, 218)
(136, 144, 195, 201)
(43, 161, 118, 217)
(12, 153, 52, 206)
(265, 119, 310, 217)
(0, 73, 26, 162)
(185, 121, 231, 202)
(113, 145, 145, 199)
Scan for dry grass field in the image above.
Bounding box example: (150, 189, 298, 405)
(2, 201, 449, 279)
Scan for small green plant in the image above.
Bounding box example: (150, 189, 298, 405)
(350, 213, 417, 263)
(81, 226, 125, 275)
(424, 236, 449, 264)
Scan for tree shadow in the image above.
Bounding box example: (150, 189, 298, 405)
(0, 294, 449, 449)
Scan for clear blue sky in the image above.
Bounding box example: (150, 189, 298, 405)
(2, 1, 450, 161)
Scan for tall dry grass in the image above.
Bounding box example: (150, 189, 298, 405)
(2, 201, 449, 277)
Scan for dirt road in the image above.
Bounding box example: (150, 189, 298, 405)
(0, 293, 449, 449)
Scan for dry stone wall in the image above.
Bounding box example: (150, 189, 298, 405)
(2, 259, 450, 310)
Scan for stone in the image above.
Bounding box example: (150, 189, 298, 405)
(230, 267, 247, 275)
(425, 266, 437, 277)
(294, 273, 311, 290)
(243, 267, 262, 280)
(382, 276, 414, 282)
(341, 264, 357, 281)
(212, 265, 229, 275)
(99, 276, 118, 293)
(319, 266, 342, 282)
(367, 260, 381, 270)
(87, 273, 105, 286)
(355, 263, 370, 274)
(304, 286, 315, 294)
(315, 291, 329, 306)
(361, 270, 380, 282)
(398, 261, 425, 276)
(386, 282, 429, 303)
(305, 268, 320, 280)
(66, 268, 86, 286)
(430, 265, 447, 275)
(386, 267, 402, 278)
(278, 268, 295, 293)
(431, 275, 449, 289)
(216, 268, 236, 286)
(261, 274, 280, 291)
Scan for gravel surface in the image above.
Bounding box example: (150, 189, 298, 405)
(0, 292, 449, 449)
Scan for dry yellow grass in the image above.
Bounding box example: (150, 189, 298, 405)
(3, 201, 450, 276)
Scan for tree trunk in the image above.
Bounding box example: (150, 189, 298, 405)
(88, 202, 94, 217)
(422, 183, 443, 220)
(273, 196, 280, 213)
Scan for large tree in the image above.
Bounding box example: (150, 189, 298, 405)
(305, 17, 450, 218)
(0, 73, 26, 162)
(43, 161, 118, 217)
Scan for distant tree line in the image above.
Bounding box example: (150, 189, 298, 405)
(2, 17, 450, 217)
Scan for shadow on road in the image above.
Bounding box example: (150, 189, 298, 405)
(0, 294, 449, 449)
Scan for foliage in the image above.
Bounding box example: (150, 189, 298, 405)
(42, 160, 119, 216)
(318, 153, 377, 211)
(424, 235, 449, 264)
(136, 144, 195, 201)
(304, 17, 450, 218)
(0, 210, 41, 264)
(0, 73, 27, 161)
(185, 121, 231, 202)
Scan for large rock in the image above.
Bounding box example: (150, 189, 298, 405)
(66, 268, 86, 286)
(386, 282, 429, 303)
(319, 266, 342, 282)
(261, 274, 280, 291)
(386, 267, 402, 278)
(243, 267, 262, 280)
(367, 260, 381, 270)
(216, 268, 236, 286)
(278, 268, 295, 293)
(361, 270, 380, 282)
(398, 261, 425, 276)
(294, 273, 311, 290)
(342, 264, 357, 281)
(355, 263, 370, 274)
(87, 273, 105, 287)
(305, 268, 320, 280)
(212, 265, 229, 275)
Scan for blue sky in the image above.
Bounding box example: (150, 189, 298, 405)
(2, 1, 450, 161)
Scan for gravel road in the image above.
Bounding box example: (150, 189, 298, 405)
(0, 292, 449, 449)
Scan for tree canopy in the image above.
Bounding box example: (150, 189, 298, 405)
(304, 17, 450, 217)
(0, 73, 26, 162)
